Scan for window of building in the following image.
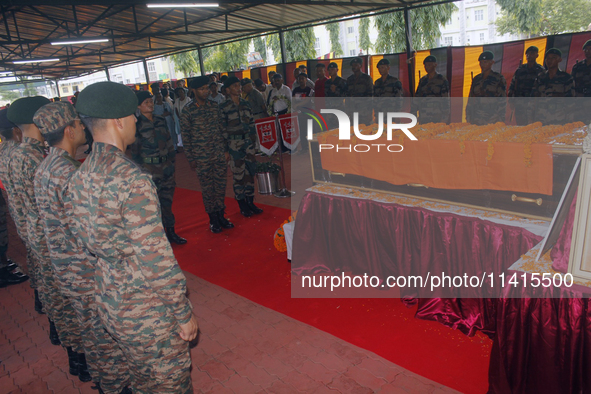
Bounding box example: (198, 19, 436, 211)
(349, 49, 356, 56)
(72, 85, 79, 92)
(147, 62, 156, 72)
(444, 36, 453, 46)
(63, 86, 70, 93)
(347, 26, 354, 34)
(474, 9, 484, 21)
(315, 38, 320, 48)
(480, 33, 485, 42)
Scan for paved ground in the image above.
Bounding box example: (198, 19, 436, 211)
(0, 150, 460, 393)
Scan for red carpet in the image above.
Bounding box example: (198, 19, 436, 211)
(172, 188, 491, 393)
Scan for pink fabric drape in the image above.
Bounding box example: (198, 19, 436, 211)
(551, 190, 578, 273)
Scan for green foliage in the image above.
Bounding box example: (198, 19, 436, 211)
(374, 3, 456, 54)
(255, 161, 281, 173)
(253, 36, 267, 62)
(359, 18, 372, 54)
(205, 40, 249, 71)
(0, 89, 19, 102)
(267, 28, 317, 63)
(325, 23, 344, 56)
(497, 0, 591, 36)
(169, 51, 200, 76)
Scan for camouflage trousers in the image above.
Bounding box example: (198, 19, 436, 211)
(145, 161, 176, 228)
(0, 191, 8, 260)
(5, 198, 37, 288)
(227, 137, 256, 201)
(33, 246, 83, 351)
(70, 295, 130, 394)
(96, 294, 193, 394)
(194, 148, 227, 214)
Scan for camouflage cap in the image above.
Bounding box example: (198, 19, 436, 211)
(0, 108, 15, 130)
(223, 76, 241, 89)
(584, 40, 591, 49)
(136, 90, 153, 106)
(350, 57, 363, 66)
(33, 101, 77, 136)
(7, 96, 51, 125)
(327, 62, 338, 69)
(76, 81, 138, 119)
(240, 77, 253, 86)
(377, 58, 390, 67)
(546, 47, 562, 57)
(423, 55, 437, 64)
(189, 76, 209, 89)
(525, 45, 539, 54)
(478, 51, 494, 61)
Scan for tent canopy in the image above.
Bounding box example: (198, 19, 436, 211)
(0, 0, 452, 79)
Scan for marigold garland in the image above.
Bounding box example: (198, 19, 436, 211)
(274, 211, 298, 252)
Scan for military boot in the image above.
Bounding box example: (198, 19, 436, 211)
(66, 347, 79, 376)
(208, 213, 222, 233)
(165, 227, 187, 245)
(237, 199, 253, 217)
(217, 210, 234, 229)
(77, 353, 92, 382)
(246, 196, 263, 214)
(34, 290, 44, 314)
(49, 318, 61, 345)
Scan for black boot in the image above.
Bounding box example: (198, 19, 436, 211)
(49, 318, 61, 346)
(4, 259, 17, 271)
(0, 266, 28, 287)
(67, 347, 79, 376)
(120, 387, 132, 394)
(34, 290, 44, 314)
(208, 213, 222, 233)
(237, 199, 253, 217)
(165, 227, 187, 245)
(217, 210, 234, 229)
(246, 196, 263, 214)
(77, 352, 92, 382)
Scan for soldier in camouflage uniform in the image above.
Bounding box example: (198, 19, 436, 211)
(71, 81, 198, 394)
(374, 58, 403, 98)
(325, 62, 348, 98)
(131, 91, 186, 245)
(530, 48, 575, 125)
(6, 97, 64, 341)
(180, 76, 233, 233)
(346, 57, 374, 125)
(508, 46, 545, 125)
(33, 101, 130, 392)
(465, 51, 507, 125)
(413, 55, 450, 124)
(220, 77, 263, 218)
(0, 109, 28, 288)
(571, 39, 591, 123)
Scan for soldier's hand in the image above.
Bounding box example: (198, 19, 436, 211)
(179, 315, 198, 341)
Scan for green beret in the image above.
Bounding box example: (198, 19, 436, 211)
(525, 45, 539, 54)
(33, 102, 78, 136)
(76, 82, 138, 119)
(240, 78, 253, 86)
(423, 55, 437, 64)
(350, 57, 363, 66)
(189, 76, 209, 89)
(0, 108, 15, 130)
(583, 40, 591, 50)
(327, 62, 338, 69)
(136, 91, 153, 106)
(7, 96, 51, 125)
(377, 58, 390, 67)
(223, 76, 241, 89)
(478, 51, 494, 61)
(546, 47, 562, 57)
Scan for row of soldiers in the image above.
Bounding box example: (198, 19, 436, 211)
(0, 83, 198, 393)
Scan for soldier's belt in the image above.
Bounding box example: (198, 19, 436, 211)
(227, 134, 247, 140)
(143, 156, 168, 164)
(253, 111, 265, 115)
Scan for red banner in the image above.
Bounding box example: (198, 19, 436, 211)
(278, 114, 300, 151)
(254, 116, 279, 156)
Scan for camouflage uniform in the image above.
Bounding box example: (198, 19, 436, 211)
(325, 77, 348, 97)
(571, 60, 591, 123)
(373, 75, 403, 97)
(346, 73, 373, 125)
(37, 146, 130, 393)
(219, 97, 256, 201)
(0, 141, 16, 263)
(530, 69, 575, 125)
(508, 63, 545, 125)
(180, 100, 227, 214)
(68, 142, 193, 394)
(465, 71, 507, 125)
(244, 89, 267, 120)
(131, 114, 177, 228)
(412, 73, 450, 124)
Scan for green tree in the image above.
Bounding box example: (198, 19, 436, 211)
(374, 3, 456, 54)
(325, 23, 344, 56)
(204, 40, 249, 71)
(497, 0, 591, 36)
(267, 27, 317, 63)
(169, 51, 201, 76)
(0, 89, 19, 102)
(359, 18, 372, 54)
(253, 36, 267, 63)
